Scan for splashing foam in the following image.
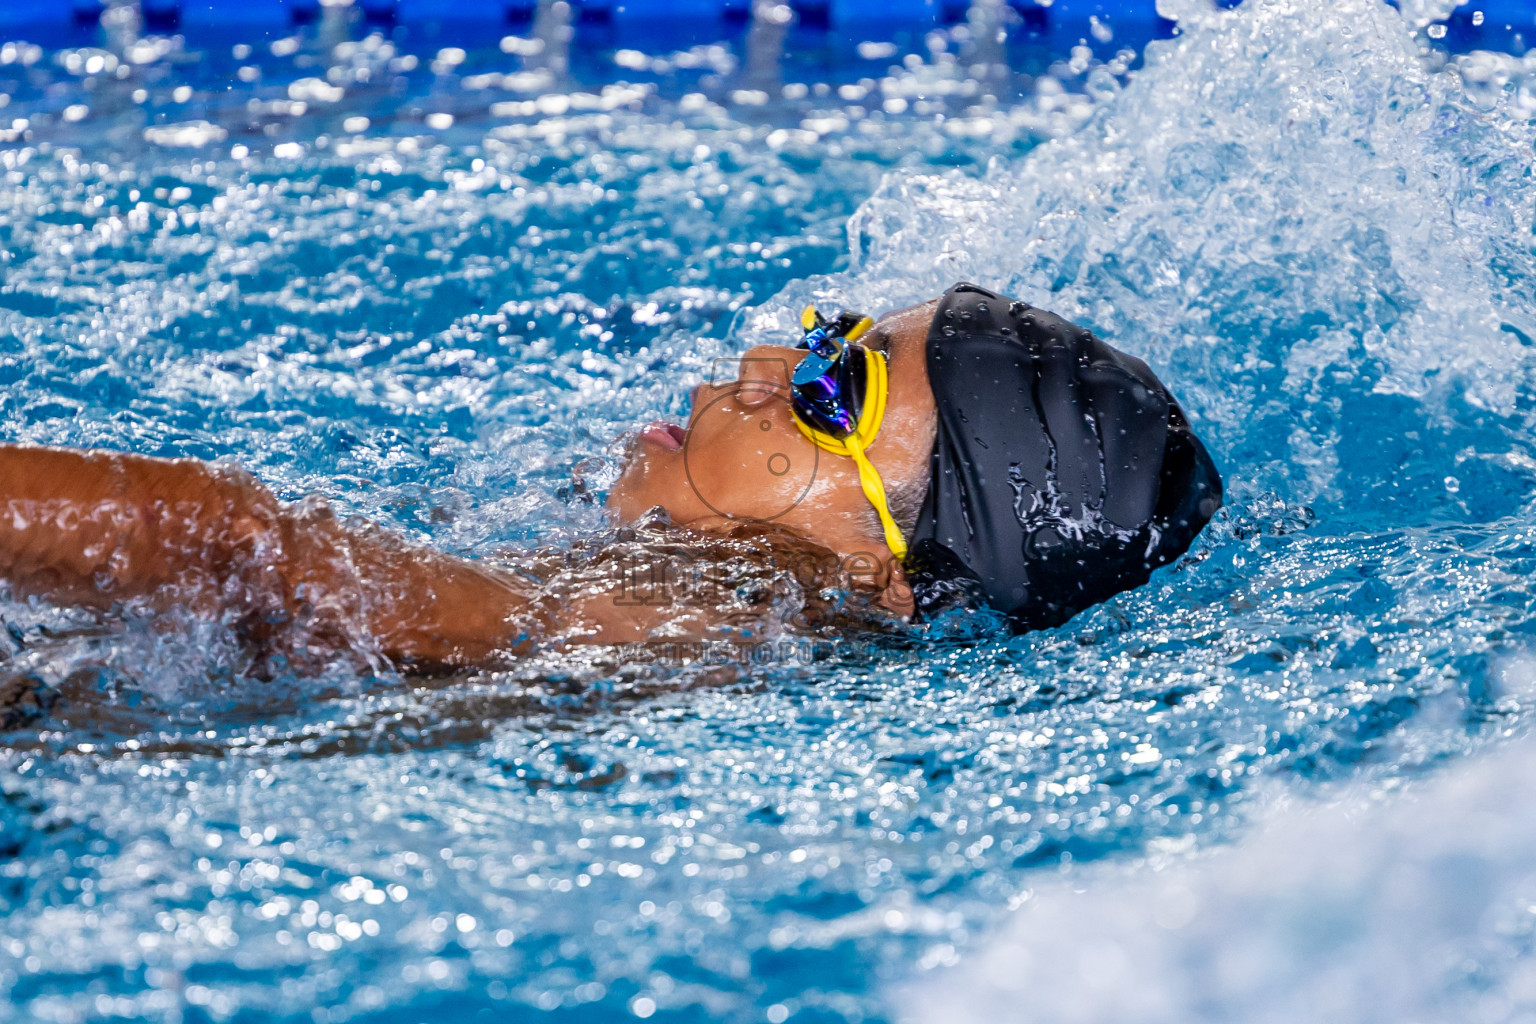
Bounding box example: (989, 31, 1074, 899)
(751, 0, 1536, 513)
(907, 657, 1536, 1024)
(881, 0, 1536, 1017)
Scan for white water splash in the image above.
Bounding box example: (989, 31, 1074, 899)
(751, 0, 1536, 508)
(908, 656, 1536, 1024)
(887, 1, 1536, 1018)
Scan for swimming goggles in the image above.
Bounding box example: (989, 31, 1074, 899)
(790, 306, 909, 561)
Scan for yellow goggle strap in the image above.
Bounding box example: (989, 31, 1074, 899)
(792, 346, 910, 563)
(801, 305, 874, 344)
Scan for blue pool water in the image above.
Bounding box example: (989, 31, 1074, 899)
(3, 0, 1536, 1021)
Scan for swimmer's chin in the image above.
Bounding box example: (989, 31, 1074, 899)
(601, 463, 666, 525)
(611, 503, 678, 531)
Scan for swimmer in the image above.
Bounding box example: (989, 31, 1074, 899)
(0, 283, 1221, 674)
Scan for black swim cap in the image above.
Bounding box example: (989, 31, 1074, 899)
(906, 282, 1222, 631)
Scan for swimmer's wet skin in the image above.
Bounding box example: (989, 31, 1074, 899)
(0, 282, 1219, 670)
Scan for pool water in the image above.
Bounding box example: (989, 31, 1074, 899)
(4, 0, 1536, 1021)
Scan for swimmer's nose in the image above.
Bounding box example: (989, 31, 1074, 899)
(688, 346, 796, 413)
(734, 345, 797, 409)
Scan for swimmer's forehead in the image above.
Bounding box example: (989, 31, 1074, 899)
(866, 299, 939, 358)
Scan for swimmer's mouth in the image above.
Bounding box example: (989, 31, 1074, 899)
(639, 420, 687, 452)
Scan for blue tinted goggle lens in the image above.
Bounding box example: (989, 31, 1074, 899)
(791, 341, 867, 439)
(789, 308, 873, 439)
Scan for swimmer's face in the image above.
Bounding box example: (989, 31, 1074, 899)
(606, 300, 938, 572)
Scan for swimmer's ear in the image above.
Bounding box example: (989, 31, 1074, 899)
(878, 563, 915, 619)
(841, 550, 913, 618)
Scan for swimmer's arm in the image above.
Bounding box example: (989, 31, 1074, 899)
(0, 445, 537, 670)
